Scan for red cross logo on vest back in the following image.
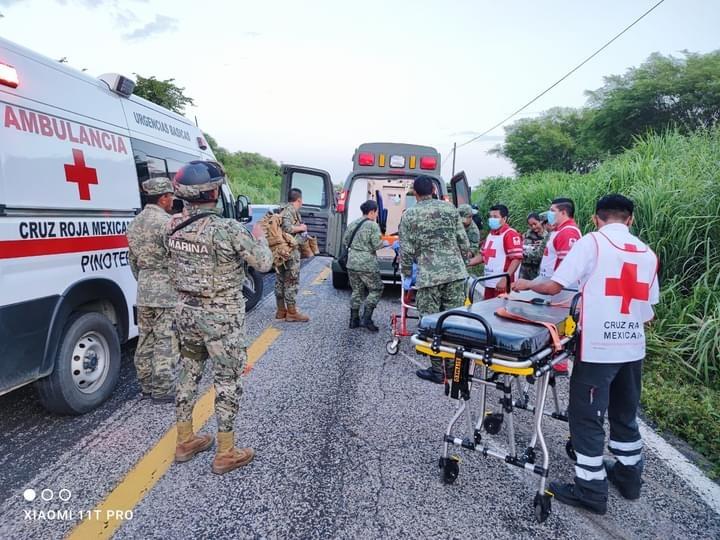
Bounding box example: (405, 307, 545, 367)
(604, 262, 650, 315)
(483, 240, 496, 264)
(64, 149, 99, 201)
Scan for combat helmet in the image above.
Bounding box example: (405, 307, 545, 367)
(174, 160, 225, 202)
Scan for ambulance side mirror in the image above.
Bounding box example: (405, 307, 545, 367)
(235, 195, 251, 223)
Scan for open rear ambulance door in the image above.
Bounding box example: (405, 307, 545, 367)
(280, 165, 335, 255)
(450, 171, 471, 207)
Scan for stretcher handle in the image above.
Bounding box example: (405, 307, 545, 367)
(468, 273, 511, 303)
(431, 309, 494, 354)
(569, 292, 582, 322)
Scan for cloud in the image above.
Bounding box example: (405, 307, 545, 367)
(114, 8, 139, 28)
(0, 0, 22, 7)
(243, 31, 261, 38)
(123, 14, 179, 41)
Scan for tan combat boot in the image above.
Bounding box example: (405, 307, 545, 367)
(275, 298, 287, 320)
(175, 421, 214, 463)
(285, 304, 310, 322)
(211, 431, 255, 475)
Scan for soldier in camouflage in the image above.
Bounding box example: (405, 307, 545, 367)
(458, 204, 481, 261)
(344, 200, 387, 331)
(399, 175, 470, 384)
(519, 212, 548, 280)
(167, 161, 272, 475)
(127, 177, 178, 403)
(275, 188, 310, 322)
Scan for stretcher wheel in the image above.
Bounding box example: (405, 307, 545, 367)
(533, 492, 552, 523)
(483, 413, 503, 435)
(439, 456, 460, 485)
(565, 439, 577, 461)
(385, 339, 399, 355)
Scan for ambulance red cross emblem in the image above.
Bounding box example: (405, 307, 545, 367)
(604, 262, 650, 315)
(64, 149, 99, 201)
(483, 240, 496, 263)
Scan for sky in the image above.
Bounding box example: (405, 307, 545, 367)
(1, 0, 718, 186)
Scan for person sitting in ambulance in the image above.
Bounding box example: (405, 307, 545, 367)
(513, 193, 660, 516)
(468, 204, 523, 299)
(538, 197, 582, 279)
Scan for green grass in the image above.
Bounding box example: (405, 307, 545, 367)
(473, 128, 720, 475)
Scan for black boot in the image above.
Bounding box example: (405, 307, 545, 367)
(360, 306, 379, 332)
(604, 457, 643, 500)
(548, 481, 607, 515)
(349, 308, 360, 329)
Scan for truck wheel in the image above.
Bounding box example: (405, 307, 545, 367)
(243, 268, 264, 312)
(35, 312, 121, 415)
(332, 270, 349, 289)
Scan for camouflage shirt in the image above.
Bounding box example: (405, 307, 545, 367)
(167, 206, 272, 311)
(344, 217, 384, 273)
(399, 198, 470, 288)
(465, 220, 482, 258)
(127, 204, 176, 308)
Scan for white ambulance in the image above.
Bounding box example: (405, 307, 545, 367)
(0, 37, 252, 414)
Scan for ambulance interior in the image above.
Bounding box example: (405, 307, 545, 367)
(347, 177, 438, 261)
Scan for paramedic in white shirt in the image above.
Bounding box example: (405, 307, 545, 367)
(513, 194, 660, 516)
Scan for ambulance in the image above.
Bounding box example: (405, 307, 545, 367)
(280, 143, 472, 288)
(0, 37, 256, 414)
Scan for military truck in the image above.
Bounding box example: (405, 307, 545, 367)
(280, 142, 471, 288)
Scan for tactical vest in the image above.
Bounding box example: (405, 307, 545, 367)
(579, 231, 658, 363)
(168, 215, 243, 300)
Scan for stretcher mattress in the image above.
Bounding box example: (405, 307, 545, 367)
(417, 296, 572, 359)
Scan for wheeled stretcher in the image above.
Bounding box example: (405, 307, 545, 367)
(411, 279, 581, 523)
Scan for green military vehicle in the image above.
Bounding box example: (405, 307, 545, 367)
(280, 142, 471, 288)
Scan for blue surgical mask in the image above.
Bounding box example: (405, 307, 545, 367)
(488, 217, 501, 230)
(546, 211, 557, 226)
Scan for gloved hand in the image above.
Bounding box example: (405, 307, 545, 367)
(402, 276, 413, 291)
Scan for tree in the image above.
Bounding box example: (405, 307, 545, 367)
(133, 74, 195, 114)
(586, 51, 720, 153)
(491, 108, 599, 175)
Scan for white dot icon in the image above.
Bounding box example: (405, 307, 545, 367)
(23, 489, 37, 502)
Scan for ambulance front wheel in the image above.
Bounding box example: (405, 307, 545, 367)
(332, 269, 349, 289)
(243, 267, 264, 312)
(35, 312, 121, 415)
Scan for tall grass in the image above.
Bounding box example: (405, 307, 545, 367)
(473, 128, 720, 389)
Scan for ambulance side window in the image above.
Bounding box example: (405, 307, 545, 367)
(135, 155, 169, 207)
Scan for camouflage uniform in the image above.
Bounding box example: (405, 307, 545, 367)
(127, 178, 178, 398)
(400, 197, 469, 375)
(458, 204, 482, 276)
(519, 229, 547, 280)
(275, 204, 303, 307)
(168, 206, 272, 432)
(344, 217, 384, 311)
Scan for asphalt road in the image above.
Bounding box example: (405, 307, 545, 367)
(1, 257, 719, 539)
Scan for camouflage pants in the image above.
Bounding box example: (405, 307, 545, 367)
(348, 270, 384, 311)
(134, 306, 177, 396)
(416, 279, 466, 375)
(275, 249, 300, 306)
(175, 305, 247, 432)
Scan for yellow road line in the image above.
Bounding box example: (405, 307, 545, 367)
(67, 326, 281, 540)
(312, 266, 331, 285)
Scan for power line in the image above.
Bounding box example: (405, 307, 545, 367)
(452, 0, 665, 153)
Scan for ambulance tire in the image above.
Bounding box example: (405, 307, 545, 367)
(332, 270, 349, 289)
(243, 268, 264, 312)
(35, 312, 121, 415)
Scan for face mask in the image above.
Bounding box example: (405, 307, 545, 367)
(488, 217, 501, 230)
(546, 211, 557, 226)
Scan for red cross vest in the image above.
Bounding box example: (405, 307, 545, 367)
(539, 223, 582, 278)
(579, 231, 658, 364)
(482, 228, 512, 288)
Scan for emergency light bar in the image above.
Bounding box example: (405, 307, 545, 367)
(358, 152, 375, 166)
(389, 155, 406, 168)
(99, 73, 136, 97)
(420, 156, 437, 170)
(0, 62, 19, 88)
